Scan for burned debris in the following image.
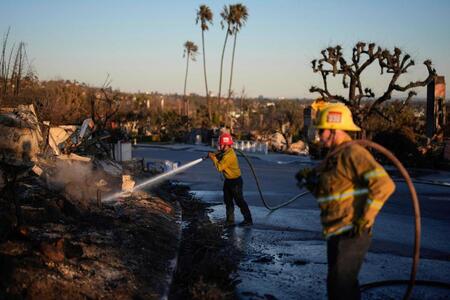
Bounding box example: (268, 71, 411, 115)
(0, 104, 182, 299)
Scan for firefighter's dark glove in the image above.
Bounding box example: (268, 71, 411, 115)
(208, 152, 216, 160)
(352, 219, 371, 237)
(295, 167, 311, 182)
(295, 167, 318, 191)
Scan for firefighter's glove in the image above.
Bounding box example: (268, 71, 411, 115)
(295, 167, 318, 191)
(352, 218, 372, 237)
(208, 152, 216, 160)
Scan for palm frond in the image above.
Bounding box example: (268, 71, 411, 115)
(196, 4, 213, 31)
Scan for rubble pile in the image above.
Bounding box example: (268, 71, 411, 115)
(0, 105, 182, 299)
(268, 132, 287, 152)
(0, 104, 42, 166)
(287, 140, 308, 155)
(0, 175, 181, 299)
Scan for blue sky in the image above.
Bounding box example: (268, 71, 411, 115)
(1, 0, 449, 98)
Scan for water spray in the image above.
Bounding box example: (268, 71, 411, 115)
(102, 157, 208, 203)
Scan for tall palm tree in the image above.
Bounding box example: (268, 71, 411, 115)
(227, 4, 248, 100)
(218, 5, 233, 103)
(196, 4, 213, 121)
(183, 41, 198, 116)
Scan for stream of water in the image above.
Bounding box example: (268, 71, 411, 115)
(102, 157, 205, 203)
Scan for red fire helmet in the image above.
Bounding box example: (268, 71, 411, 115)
(218, 133, 233, 146)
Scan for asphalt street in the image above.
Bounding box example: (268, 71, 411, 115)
(133, 144, 450, 299)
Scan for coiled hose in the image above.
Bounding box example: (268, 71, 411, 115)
(234, 141, 450, 300)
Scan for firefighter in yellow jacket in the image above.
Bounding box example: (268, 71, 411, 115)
(209, 133, 253, 226)
(296, 103, 395, 300)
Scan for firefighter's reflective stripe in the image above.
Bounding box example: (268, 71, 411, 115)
(363, 168, 388, 181)
(324, 224, 354, 239)
(317, 188, 369, 204)
(366, 198, 384, 211)
(313, 143, 395, 239)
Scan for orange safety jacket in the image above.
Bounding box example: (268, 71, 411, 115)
(312, 143, 395, 239)
(211, 148, 241, 179)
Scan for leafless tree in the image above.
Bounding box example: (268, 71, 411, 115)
(309, 42, 436, 128)
(0, 28, 31, 101)
(90, 74, 121, 131)
(0, 28, 11, 99)
(11, 42, 26, 96)
(273, 101, 303, 149)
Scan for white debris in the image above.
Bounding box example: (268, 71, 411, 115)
(78, 118, 95, 142)
(288, 140, 309, 155)
(122, 175, 135, 195)
(48, 127, 71, 155)
(0, 104, 42, 165)
(269, 132, 287, 152)
(57, 153, 92, 162)
(32, 165, 44, 176)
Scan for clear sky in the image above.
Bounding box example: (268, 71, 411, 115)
(1, 0, 449, 99)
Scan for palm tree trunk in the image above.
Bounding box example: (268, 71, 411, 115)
(240, 94, 244, 130)
(183, 53, 190, 116)
(201, 30, 211, 121)
(218, 28, 229, 102)
(228, 33, 238, 100)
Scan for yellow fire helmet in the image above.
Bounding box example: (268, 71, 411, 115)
(314, 103, 361, 131)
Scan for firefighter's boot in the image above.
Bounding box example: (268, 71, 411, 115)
(225, 207, 235, 227)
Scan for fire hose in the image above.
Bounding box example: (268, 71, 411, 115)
(234, 149, 310, 210)
(232, 141, 450, 300)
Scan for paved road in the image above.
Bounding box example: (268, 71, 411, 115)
(133, 144, 450, 299)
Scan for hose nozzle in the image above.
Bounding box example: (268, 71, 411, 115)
(203, 151, 221, 161)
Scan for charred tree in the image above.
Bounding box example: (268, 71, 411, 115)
(90, 74, 121, 132)
(0, 28, 33, 102)
(309, 42, 436, 128)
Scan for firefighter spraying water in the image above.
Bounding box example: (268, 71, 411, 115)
(207, 132, 253, 227)
(102, 157, 207, 203)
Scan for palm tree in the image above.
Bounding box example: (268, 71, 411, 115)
(227, 4, 248, 100)
(183, 41, 198, 116)
(218, 5, 233, 103)
(196, 4, 213, 121)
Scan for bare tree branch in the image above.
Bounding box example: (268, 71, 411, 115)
(310, 42, 436, 129)
(368, 59, 435, 115)
(309, 86, 350, 105)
